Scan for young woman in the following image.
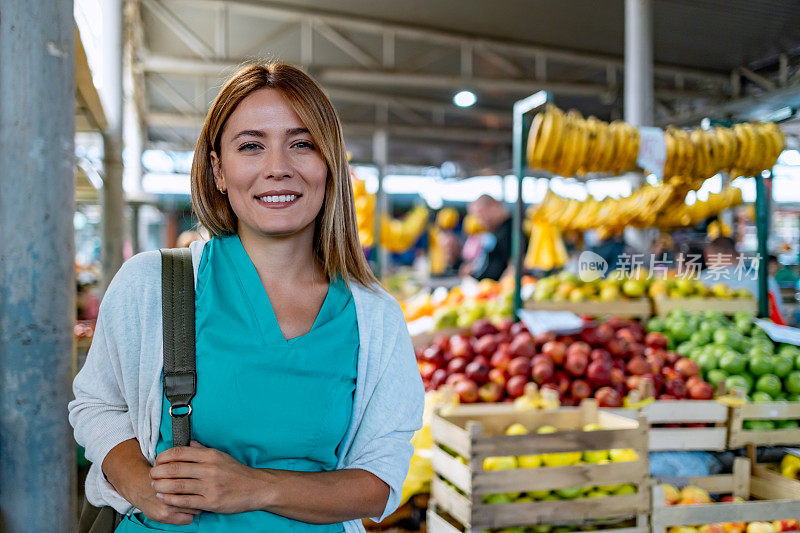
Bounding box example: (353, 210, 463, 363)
(68, 62, 424, 532)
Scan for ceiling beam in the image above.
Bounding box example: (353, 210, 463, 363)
(140, 54, 721, 100)
(147, 111, 511, 144)
(183, 0, 729, 86)
(141, 0, 216, 59)
(75, 24, 107, 130)
(314, 21, 379, 68)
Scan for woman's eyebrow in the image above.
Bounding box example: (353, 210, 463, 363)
(232, 129, 264, 141)
(286, 127, 310, 136)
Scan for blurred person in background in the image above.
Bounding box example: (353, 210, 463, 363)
(463, 195, 524, 281)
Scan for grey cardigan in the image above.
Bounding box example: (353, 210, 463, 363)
(68, 240, 424, 531)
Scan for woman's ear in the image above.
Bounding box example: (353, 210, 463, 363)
(210, 150, 225, 191)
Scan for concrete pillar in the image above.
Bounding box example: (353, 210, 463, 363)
(624, 0, 654, 127)
(372, 129, 389, 278)
(0, 1, 77, 531)
(101, 0, 126, 293)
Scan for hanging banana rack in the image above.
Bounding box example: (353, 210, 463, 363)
(511, 91, 551, 318)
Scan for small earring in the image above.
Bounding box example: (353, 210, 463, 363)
(218, 186, 227, 195)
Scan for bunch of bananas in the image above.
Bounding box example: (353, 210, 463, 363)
(663, 122, 784, 180)
(657, 186, 743, 229)
(524, 220, 568, 271)
(380, 205, 430, 253)
(527, 105, 640, 176)
(351, 173, 429, 252)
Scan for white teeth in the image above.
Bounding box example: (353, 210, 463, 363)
(258, 194, 297, 203)
(280, 195, 286, 202)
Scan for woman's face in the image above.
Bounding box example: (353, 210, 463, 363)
(210, 88, 328, 240)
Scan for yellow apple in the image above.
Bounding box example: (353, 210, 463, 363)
(505, 423, 529, 436)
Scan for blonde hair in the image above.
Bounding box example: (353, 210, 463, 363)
(191, 61, 377, 287)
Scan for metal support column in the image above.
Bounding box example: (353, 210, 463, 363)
(101, 0, 126, 293)
(0, 1, 77, 531)
(755, 172, 771, 318)
(624, 0, 654, 127)
(372, 129, 388, 279)
(512, 91, 549, 317)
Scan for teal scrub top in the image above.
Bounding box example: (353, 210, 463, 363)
(115, 235, 359, 532)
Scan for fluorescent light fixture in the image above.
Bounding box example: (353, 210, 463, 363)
(453, 90, 477, 107)
(778, 150, 800, 166)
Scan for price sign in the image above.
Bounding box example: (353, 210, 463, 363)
(754, 319, 800, 346)
(518, 309, 585, 336)
(637, 127, 667, 178)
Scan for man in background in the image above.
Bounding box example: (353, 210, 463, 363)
(464, 195, 524, 280)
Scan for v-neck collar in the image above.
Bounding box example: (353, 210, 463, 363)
(221, 234, 333, 345)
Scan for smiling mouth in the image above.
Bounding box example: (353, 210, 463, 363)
(254, 192, 302, 209)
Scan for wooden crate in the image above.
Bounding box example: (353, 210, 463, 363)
(523, 298, 652, 319)
(653, 296, 757, 317)
(429, 400, 651, 532)
(651, 458, 800, 533)
(728, 402, 800, 448)
(607, 400, 730, 451)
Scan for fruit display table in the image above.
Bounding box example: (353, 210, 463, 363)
(523, 298, 652, 320)
(728, 402, 800, 448)
(651, 457, 800, 533)
(653, 296, 757, 318)
(428, 400, 650, 533)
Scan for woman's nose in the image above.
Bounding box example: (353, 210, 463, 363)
(263, 149, 292, 179)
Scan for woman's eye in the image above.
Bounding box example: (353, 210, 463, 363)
(293, 141, 315, 150)
(238, 143, 261, 151)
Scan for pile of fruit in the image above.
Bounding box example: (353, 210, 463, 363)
(416, 315, 720, 406)
(659, 484, 799, 533)
(530, 271, 650, 302)
(402, 277, 517, 326)
(351, 174, 429, 252)
(648, 310, 800, 415)
(525, 105, 784, 181)
(480, 519, 641, 533)
(648, 276, 753, 300)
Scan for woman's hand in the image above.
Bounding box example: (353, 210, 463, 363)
(150, 440, 266, 514)
(134, 484, 203, 526)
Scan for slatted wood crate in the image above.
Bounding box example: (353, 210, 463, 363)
(728, 402, 800, 448)
(652, 295, 757, 317)
(607, 400, 730, 451)
(523, 298, 652, 319)
(428, 400, 650, 533)
(651, 457, 800, 533)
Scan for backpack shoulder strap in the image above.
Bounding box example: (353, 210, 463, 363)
(159, 247, 196, 448)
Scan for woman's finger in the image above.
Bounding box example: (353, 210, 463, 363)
(159, 493, 206, 510)
(150, 461, 209, 480)
(153, 477, 204, 495)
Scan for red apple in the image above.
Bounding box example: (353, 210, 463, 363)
(542, 341, 568, 365)
(488, 368, 508, 388)
(510, 333, 536, 359)
(611, 367, 625, 386)
(447, 357, 469, 375)
(421, 345, 444, 368)
(532, 354, 553, 368)
(508, 356, 531, 377)
(450, 335, 473, 359)
(531, 362, 555, 384)
(665, 351, 681, 365)
(571, 379, 592, 400)
(627, 356, 651, 376)
(628, 343, 646, 359)
(665, 378, 688, 399)
(474, 334, 499, 357)
(465, 361, 491, 385)
(430, 369, 448, 390)
(446, 373, 466, 386)
(594, 323, 615, 344)
(490, 348, 513, 371)
(675, 358, 700, 378)
(595, 386, 623, 407)
(606, 338, 628, 358)
(555, 370, 571, 394)
(617, 328, 638, 344)
(686, 375, 703, 390)
(612, 358, 627, 372)
(418, 361, 438, 380)
(590, 348, 612, 361)
(587, 359, 612, 387)
(567, 341, 591, 358)
(564, 352, 589, 377)
(506, 375, 528, 398)
(662, 367, 680, 381)
(472, 355, 490, 367)
(647, 353, 666, 374)
(471, 319, 498, 338)
(478, 382, 504, 403)
(645, 332, 668, 350)
(496, 318, 514, 334)
(580, 327, 600, 346)
(454, 379, 479, 403)
(626, 375, 641, 392)
(688, 380, 714, 400)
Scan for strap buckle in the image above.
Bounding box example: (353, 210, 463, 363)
(168, 404, 193, 417)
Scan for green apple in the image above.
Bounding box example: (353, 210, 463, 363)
(777, 420, 800, 429)
(691, 330, 712, 346)
(773, 356, 794, 378)
(697, 352, 719, 373)
(743, 419, 775, 430)
(614, 484, 638, 495)
(529, 489, 552, 499)
(785, 371, 800, 394)
(555, 487, 583, 499)
(720, 353, 747, 375)
(726, 375, 752, 394)
(751, 391, 774, 403)
(755, 374, 782, 399)
(749, 355, 774, 376)
(706, 369, 728, 389)
(647, 317, 666, 332)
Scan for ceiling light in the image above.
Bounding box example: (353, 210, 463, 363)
(454, 90, 476, 107)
